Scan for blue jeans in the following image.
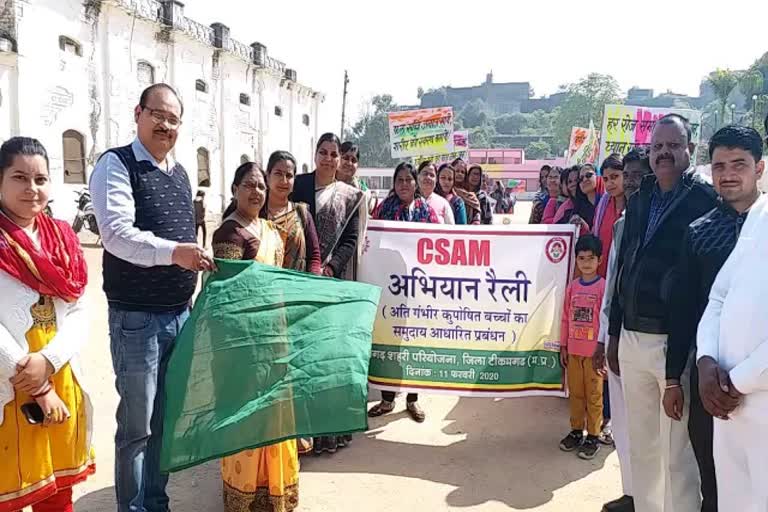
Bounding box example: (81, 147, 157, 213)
(108, 307, 189, 512)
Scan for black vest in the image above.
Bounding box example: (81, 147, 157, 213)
(102, 144, 197, 312)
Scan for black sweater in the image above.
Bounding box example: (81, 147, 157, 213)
(609, 170, 717, 338)
(665, 202, 749, 380)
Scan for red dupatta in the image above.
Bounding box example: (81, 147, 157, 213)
(0, 211, 87, 302)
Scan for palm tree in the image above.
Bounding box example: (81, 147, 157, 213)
(706, 69, 740, 129)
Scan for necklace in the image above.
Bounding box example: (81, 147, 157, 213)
(268, 202, 292, 219)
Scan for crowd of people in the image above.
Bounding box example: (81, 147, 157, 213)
(0, 79, 767, 512)
(541, 115, 768, 512)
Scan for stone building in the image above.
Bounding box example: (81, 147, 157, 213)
(0, 0, 325, 220)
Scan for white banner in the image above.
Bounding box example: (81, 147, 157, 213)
(358, 221, 576, 397)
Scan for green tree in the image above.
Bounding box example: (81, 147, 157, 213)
(468, 124, 497, 149)
(739, 69, 765, 109)
(494, 113, 528, 134)
(348, 94, 400, 168)
(522, 109, 556, 136)
(706, 69, 740, 129)
(458, 98, 492, 129)
(525, 140, 552, 159)
(552, 73, 622, 154)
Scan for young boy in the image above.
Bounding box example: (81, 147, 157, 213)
(559, 234, 606, 460)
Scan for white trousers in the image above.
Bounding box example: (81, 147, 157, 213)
(607, 361, 632, 495)
(619, 328, 700, 512)
(713, 405, 768, 512)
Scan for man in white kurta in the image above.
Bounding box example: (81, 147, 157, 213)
(697, 192, 768, 512)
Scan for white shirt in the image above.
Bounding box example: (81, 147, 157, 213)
(698, 194, 768, 404)
(89, 138, 180, 268)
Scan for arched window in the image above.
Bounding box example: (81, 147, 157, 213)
(197, 148, 210, 187)
(240, 154, 250, 165)
(195, 79, 208, 93)
(62, 130, 86, 184)
(274, 106, 283, 117)
(58, 36, 82, 57)
(137, 61, 155, 87)
(302, 114, 310, 126)
(239, 93, 250, 106)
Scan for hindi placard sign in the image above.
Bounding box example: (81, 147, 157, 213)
(358, 221, 576, 397)
(389, 107, 454, 159)
(599, 104, 702, 164)
(412, 130, 469, 168)
(566, 121, 600, 166)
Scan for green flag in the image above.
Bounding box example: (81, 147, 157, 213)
(160, 259, 381, 473)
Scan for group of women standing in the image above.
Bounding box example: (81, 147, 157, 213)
(214, 133, 367, 511)
(529, 162, 606, 234)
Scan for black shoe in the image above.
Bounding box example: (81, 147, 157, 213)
(559, 430, 584, 452)
(578, 435, 600, 460)
(313, 437, 324, 456)
(325, 436, 338, 454)
(602, 495, 634, 512)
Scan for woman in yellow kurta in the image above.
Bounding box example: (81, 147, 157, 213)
(213, 162, 298, 512)
(0, 137, 94, 512)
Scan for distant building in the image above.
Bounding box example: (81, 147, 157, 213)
(420, 72, 535, 115)
(0, 0, 325, 221)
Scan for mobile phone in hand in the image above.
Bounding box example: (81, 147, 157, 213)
(21, 402, 45, 424)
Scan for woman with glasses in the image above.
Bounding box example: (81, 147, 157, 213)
(554, 164, 604, 232)
(292, 133, 364, 455)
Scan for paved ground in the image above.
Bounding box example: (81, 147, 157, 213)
(63, 202, 622, 511)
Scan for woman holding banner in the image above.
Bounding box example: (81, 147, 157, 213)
(467, 165, 494, 225)
(451, 158, 481, 224)
(417, 161, 454, 224)
(214, 162, 300, 512)
(369, 162, 439, 422)
(436, 163, 468, 224)
(292, 133, 364, 455)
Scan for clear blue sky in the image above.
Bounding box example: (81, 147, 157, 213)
(185, 0, 766, 134)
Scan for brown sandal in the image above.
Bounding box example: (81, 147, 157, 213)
(368, 400, 395, 417)
(406, 402, 426, 423)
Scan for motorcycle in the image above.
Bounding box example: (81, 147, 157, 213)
(72, 189, 100, 237)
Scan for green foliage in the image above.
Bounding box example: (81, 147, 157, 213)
(552, 73, 622, 154)
(707, 69, 741, 129)
(459, 98, 493, 129)
(522, 109, 556, 136)
(347, 94, 400, 168)
(495, 112, 528, 134)
(525, 140, 552, 159)
(468, 124, 497, 149)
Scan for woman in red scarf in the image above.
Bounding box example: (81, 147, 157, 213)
(0, 137, 93, 512)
